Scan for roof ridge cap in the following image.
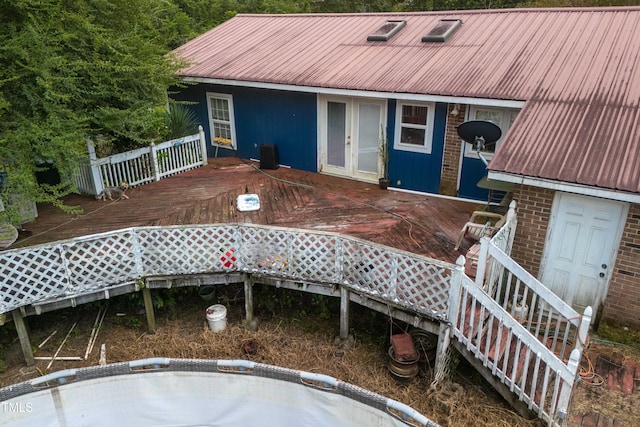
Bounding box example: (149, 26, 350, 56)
(234, 7, 640, 19)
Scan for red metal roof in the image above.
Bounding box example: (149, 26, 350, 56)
(175, 7, 640, 194)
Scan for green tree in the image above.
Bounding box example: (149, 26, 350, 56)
(0, 0, 188, 221)
(523, 0, 635, 5)
(173, 0, 241, 34)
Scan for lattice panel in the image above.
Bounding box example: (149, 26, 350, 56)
(340, 240, 396, 299)
(394, 257, 452, 319)
(288, 232, 339, 283)
(1, 224, 459, 319)
(239, 226, 294, 277)
(63, 233, 138, 291)
(431, 340, 454, 388)
(136, 225, 239, 275)
(491, 227, 510, 252)
(0, 246, 68, 313)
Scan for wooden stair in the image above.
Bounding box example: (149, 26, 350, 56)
(461, 299, 510, 364)
(458, 298, 550, 411)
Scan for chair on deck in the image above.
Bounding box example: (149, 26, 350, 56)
(454, 210, 506, 251)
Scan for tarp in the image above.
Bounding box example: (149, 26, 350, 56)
(0, 360, 438, 427)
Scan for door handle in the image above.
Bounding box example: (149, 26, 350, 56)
(601, 264, 607, 269)
(599, 272, 605, 278)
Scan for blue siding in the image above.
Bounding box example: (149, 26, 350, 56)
(172, 85, 317, 172)
(458, 157, 490, 201)
(173, 84, 484, 200)
(386, 102, 446, 194)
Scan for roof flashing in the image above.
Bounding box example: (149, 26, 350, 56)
(422, 19, 462, 43)
(367, 20, 407, 42)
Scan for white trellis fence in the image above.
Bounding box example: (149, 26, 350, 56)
(74, 126, 207, 197)
(0, 224, 454, 319)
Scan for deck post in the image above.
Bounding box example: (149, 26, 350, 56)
(556, 348, 581, 422)
(574, 306, 592, 355)
(474, 236, 490, 289)
(448, 256, 465, 327)
(198, 125, 208, 166)
(432, 256, 465, 387)
(505, 201, 517, 254)
(244, 273, 254, 324)
(553, 308, 591, 421)
(340, 286, 350, 339)
(150, 142, 161, 181)
(141, 286, 156, 334)
(87, 138, 104, 197)
(432, 321, 451, 386)
(12, 309, 35, 366)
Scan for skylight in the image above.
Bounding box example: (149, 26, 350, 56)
(367, 20, 407, 42)
(422, 19, 462, 43)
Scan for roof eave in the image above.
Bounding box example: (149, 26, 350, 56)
(488, 171, 640, 204)
(180, 76, 526, 108)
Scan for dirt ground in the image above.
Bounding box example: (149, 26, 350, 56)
(1, 285, 638, 426)
(566, 339, 640, 427)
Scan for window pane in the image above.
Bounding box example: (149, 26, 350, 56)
(474, 109, 501, 125)
(402, 105, 428, 125)
(210, 98, 229, 121)
(473, 110, 500, 153)
(213, 123, 231, 139)
(400, 127, 425, 146)
(327, 102, 346, 168)
(357, 103, 380, 174)
(481, 143, 496, 154)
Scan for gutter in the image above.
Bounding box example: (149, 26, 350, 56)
(181, 76, 525, 109)
(488, 171, 640, 204)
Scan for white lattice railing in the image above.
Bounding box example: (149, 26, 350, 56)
(74, 127, 207, 196)
(489, 201, 517, 256)
(0, 224, 454, 319)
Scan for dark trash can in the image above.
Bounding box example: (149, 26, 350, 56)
(260, 144, 279, 170)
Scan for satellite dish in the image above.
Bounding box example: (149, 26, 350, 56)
(456, 120, 502, 166)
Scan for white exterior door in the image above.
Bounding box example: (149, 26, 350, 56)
(540, 192, 627, 313)
(319, 96, 385, 183)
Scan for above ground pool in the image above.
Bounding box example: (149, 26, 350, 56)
(0, 358, 438, 427)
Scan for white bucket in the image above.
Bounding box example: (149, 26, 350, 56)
(206, 304, 227, 332)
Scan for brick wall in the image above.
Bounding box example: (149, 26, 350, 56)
(603, 204, 640, 326)
(439, 104, 467, 196)
(510, 184, 555, 276)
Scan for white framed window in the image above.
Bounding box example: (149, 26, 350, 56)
(206, 92, 236, 150)
(393, 102, 435, 154)
(464, 106, 519, 159)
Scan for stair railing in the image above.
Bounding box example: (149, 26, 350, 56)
(448, 262, 590, 425)
(476, 237, 589, 366)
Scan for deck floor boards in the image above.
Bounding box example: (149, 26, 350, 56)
(11, 158, 481, 263)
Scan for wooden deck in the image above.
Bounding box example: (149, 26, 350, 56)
(12, 158, 480, 263)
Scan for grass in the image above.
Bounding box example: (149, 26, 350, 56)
(595, 321, 640, 351)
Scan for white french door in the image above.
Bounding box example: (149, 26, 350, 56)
(319, 96, 385, 182)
